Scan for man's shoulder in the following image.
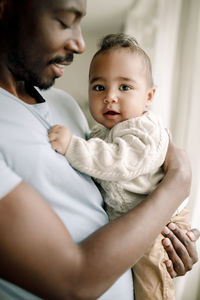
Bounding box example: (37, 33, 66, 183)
(38, 87, 75, 103)
(38, 87, 90, 137)
(38, 87, 83, 118)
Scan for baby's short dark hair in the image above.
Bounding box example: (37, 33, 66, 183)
(97, 33, 139, 51)
(91, 33, 154, 87)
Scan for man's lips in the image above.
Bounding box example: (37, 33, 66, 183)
(50, 63, 65, 78)
(50, 60, 73, 78)
(48, 53, 74, 77)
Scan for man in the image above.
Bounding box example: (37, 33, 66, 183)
(0, 0, 199, 299)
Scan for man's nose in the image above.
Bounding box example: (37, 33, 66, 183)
(64, 26, 85, 54)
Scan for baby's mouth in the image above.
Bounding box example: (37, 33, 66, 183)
(106, 110, 118, 114)
(104, 110, 120, 119)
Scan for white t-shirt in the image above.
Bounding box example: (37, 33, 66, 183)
(0, 86, 133, 300)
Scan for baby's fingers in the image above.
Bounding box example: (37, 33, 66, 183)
(48, 132, 57, 142)
(50, 141, 62, 154)
(48, 125, 62, 135)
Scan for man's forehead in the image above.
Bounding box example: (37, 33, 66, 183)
(19, 0, 86, 15)
(45, 0, 86, 13)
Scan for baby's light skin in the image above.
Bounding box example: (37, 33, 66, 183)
(49, 48, 155, 155)
(48, 125, 72, 155)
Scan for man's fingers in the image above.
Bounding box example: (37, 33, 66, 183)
(163, 260, 177, 278)
(167, 223, 198, 264)
(161, 222, 199, 277)
(187, 228, 200, 242)
(162, 237, 187, 276)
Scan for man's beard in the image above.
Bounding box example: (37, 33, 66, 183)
(23, 71, 56, 90)
(7, 47, 74, 91)
(7, 49, 57, 90)
(7, 29, 75, 89)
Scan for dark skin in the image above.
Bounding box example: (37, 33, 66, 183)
(0, 0, 199, 299)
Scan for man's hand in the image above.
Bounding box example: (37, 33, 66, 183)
(48, 125, 72, 155)
(162, 135, 199, 277)
(162, 224, 200, 278)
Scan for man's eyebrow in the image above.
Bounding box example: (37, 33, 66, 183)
(54, 7, 86, 18)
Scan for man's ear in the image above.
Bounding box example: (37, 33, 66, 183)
(0, 1, 5, 19)
(0, 0, 12, 20)
(145, 87, 156, 108)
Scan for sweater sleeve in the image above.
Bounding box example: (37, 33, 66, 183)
(65, 112, 169, 181)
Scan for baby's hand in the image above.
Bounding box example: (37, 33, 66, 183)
(48, 125, 72, 155)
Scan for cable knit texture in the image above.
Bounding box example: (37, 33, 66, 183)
(66, 111, 169, 220)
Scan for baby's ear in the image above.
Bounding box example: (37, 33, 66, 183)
(145, 87, 156, 107)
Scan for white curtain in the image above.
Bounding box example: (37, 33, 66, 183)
(124, 0, 200, 299)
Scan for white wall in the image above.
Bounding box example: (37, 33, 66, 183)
(55, 33, 100, 126)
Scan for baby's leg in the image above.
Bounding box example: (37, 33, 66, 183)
(133, 207, 191, 300)
(133, 233, 175, 300)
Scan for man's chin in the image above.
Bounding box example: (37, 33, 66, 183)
(33, 78, 56, 90)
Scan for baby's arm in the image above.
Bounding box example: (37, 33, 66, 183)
(48, 125, 72, 155)
(48, 124, 145, 181)
(50, 126, 166, 184)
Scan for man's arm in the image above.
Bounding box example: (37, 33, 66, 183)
(0, 142, 198, 300)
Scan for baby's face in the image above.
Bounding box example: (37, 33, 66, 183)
(89, 48, 155, 129)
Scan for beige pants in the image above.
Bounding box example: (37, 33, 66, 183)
(133, 207, 191, 300)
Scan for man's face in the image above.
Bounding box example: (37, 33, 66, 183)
(7, 0, 86, 89)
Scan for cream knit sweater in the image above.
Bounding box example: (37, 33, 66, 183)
(65, 111, 169, 220)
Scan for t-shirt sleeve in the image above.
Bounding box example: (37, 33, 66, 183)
(0, 152, 22, 199)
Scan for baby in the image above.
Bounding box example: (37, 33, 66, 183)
(49, 33, 190, 300)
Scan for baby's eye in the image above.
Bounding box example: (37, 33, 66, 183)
(119, 84, 131, 91)
(93, 85, 105, 91)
